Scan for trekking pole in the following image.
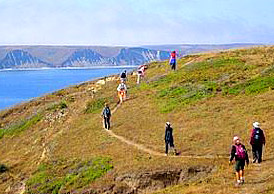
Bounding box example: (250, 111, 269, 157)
(263, 143, 266, 162)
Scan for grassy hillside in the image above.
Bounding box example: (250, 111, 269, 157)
(0, 46, 273, 193)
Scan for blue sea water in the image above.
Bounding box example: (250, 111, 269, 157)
(0, 67, 134, 110)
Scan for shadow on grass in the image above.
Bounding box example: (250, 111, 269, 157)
(0, 164, 8, 173)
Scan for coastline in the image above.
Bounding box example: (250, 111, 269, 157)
(0, 66, 137, 112)
(0, 65, 138, 72)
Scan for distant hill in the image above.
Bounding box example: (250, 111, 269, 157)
(0, 44, 264, 69)
(0, 46, 169, 69)
(0, 50, 52, 69)
(143, 43, 263, 56)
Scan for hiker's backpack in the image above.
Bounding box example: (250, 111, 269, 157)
(254, 128, 261, 141)
(120, 84, 125, 90)
(121, 72, 126, 78)
(235, 144, 246, 160)
(104, 107, 111, 117)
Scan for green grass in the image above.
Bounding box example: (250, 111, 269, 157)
(156, 82, 217, 113)
(47, 100, 68, 111)
(85, 97, 112, 114)
(224, 76, 274, 95)
(0, 114, 42, 139)
(134, 53, 274, 113)
(26, 157, 113, 193)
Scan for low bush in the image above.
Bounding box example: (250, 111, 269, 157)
(0, 114, 42, 139)
(0, 164, 8, 173)
(85, 97, 112, 114)
(26, 157, 113, 193)
(47, 100, 68, 111)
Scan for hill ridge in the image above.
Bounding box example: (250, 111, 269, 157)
(0, 46, 274, 193)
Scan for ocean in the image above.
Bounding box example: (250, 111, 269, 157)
(0, 67, 134, 110)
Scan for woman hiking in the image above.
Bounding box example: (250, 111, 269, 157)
(164, 122, 176, 156)
(229, 136, 249, 186)
(117, 81, 127, 103)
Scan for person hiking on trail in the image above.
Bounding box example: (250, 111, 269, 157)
(169, 51, 176, 70)
(120, 70, 127, 82)
(229, 136, 249, 186)
(137, 65, 146, 84)
(117, 81, 127, 103)
(164, 122, 176, 156)
(101, 103, 111, 130)
(250, 122, 265, 163)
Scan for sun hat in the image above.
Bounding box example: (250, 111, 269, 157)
(233, 136, 240, 142)
(253, 122, 260, 128)
(166, 122, 170, 125)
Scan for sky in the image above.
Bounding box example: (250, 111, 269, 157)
(0, 0, 274, 46)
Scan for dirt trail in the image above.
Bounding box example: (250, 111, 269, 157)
(107, 103, 227, 159)
(106, 59, 227, 159)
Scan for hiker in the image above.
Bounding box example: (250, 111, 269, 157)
(250, 122, 266, 163)
(164, 122, 176, 155)
(120, 70, 127, 83)
(137, 65, 146, 84)
(169, 51, 176, 70)
(101, 103, 111, 130)
(229, 136, 249, 186)
(117, 81, 127, 103)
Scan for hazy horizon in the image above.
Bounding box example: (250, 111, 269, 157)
(0, 0, 274, 46)
(0, 43, 267, 47)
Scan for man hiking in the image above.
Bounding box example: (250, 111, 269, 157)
(117, 81, 127, 103)
(250, 122, 266, 163)
(120, 70, 127, 83)
(169, 51, 177, 70)
(101, 103, 111, 130)
(164, 122, 176, 156)
(229, 136, 249, 186)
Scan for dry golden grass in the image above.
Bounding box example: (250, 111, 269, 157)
(0, 46, 273, 193)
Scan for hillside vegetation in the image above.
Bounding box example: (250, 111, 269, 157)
(0, 46, 273, 194)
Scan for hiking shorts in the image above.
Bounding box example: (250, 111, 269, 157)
(235, 159, 245, 172)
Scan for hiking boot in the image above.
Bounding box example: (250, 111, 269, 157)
(240, 179, 245, 184)
(235, 181, 241, 187)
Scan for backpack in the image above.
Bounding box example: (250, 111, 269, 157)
(104, 107, 111, 117)
(119, 84, 125, 90)
(254, 128, 261, 141)
(235, 144, 246, 160)
(121, 72, 126, 78)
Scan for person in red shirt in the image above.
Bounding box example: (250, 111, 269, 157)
(169, 51, 176, 70)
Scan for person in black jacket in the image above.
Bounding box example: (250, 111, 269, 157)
(250, 122, 266, 163)
(101, 103, 111, 130)
(120, 70, 127, 83)
(164, 122, 176, 155)
(229, 136, 249, 186)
